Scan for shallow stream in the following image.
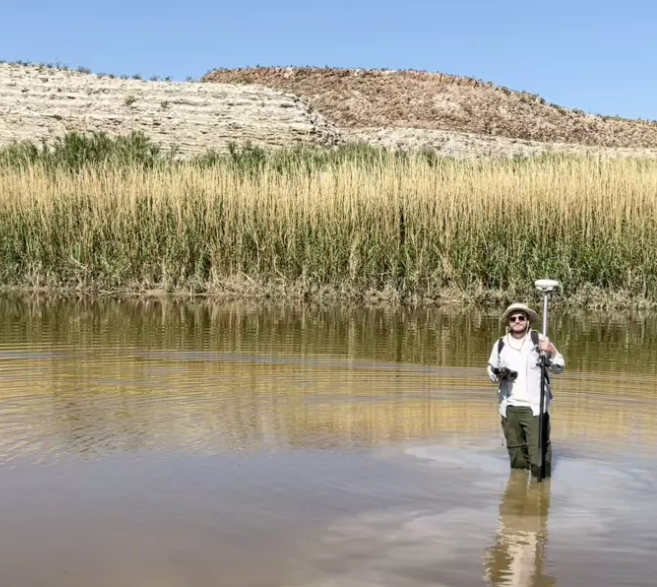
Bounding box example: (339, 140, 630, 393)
(0, 298, 654, 586)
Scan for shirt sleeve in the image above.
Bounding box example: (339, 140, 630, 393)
(548, 347, 565, 374)
(487, 342, 499, 382)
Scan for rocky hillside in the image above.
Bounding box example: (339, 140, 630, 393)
(3, 62, 657, 160)
(0, 63, 341, 156)
(204, 67, 657, 149)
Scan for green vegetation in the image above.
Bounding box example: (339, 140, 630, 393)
(0, 132, 169, 170)
(1, 132, 656, 309)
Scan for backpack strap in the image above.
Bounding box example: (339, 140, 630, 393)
(531, 329, 551, 383)
(497, 337, 505, 355)
(530, 329, 539, 350)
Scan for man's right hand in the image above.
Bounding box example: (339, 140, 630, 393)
(488, 367, 499, 383)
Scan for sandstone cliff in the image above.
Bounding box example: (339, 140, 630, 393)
(0, 63, 342, 156)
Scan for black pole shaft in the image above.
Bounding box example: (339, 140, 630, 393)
(537, 353, 547, 482)
(536, 291, 550, 482)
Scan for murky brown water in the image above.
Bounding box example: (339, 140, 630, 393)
(0, 296, 655, 587)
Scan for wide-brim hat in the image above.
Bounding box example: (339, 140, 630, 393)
(501, 303, 539, 324)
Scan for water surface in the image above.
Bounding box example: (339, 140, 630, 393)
(0, 297, 655, 587)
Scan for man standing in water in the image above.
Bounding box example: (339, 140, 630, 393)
(487, 303, 565, 478)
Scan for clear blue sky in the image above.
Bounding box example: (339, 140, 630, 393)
(2, 0, 655, 120)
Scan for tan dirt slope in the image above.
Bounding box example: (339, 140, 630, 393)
(203, 67, 657, 149)
(0, 63, 342, 156)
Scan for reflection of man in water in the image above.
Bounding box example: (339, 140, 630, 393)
(484, 472, 556, 587)
(487, 303, 565, 478)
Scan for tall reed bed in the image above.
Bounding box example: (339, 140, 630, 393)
(1, 134, 657, 305)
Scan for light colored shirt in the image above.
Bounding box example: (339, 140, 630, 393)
(487, 330, 565, 417)
(499, 333, 532, 407)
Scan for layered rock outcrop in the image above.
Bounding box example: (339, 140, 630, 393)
(0, 63, 342, 157)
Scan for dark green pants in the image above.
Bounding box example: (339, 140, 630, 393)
(501, 406, 551, 478)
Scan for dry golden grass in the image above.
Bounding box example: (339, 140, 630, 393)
(1, 151, 657, 307)
(204, 67, 657, 148)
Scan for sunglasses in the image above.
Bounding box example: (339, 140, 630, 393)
(509, 315, 527, 323)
